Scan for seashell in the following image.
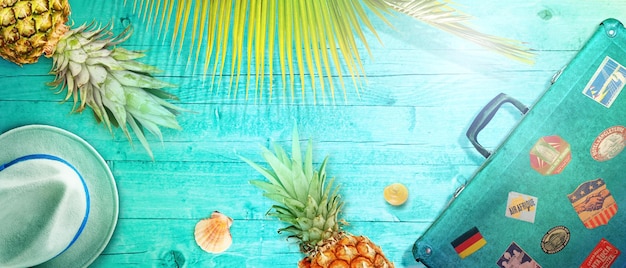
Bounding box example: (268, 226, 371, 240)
(383, 183, 409, 206)
(194, 211, 233, 253)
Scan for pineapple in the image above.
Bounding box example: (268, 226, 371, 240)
(0, 0, 69, 64)
(242, 128, 394, 268)
(0, 0, 183, 159)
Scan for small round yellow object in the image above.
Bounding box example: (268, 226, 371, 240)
(384, 183, 409, 206)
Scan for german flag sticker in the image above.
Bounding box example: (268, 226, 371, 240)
(451, 227, 487, 259)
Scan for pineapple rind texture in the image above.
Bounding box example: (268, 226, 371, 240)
(50, 23, 184, 159)
(244, 128, 394, 267)
(0, 0, 70, 64)
(301, 235, 394, 268)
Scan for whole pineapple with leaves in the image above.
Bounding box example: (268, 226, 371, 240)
(243, 128, 393, 267)
(0, 0, 183, 158)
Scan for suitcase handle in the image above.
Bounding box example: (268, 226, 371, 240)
(466, 93, 528, 158)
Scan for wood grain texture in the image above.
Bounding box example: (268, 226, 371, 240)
(2, 0, 626, 267)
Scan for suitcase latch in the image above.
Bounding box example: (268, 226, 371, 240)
(412, 241, 433, 263)
(551, 66, 566, 84)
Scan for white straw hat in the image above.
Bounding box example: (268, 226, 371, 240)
(0, 125, 119, 268)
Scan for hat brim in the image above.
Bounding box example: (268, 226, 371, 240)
(0, 125, 119, 268)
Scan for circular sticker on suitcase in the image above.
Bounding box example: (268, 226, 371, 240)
(591, 126, 626, 161)
(541, 226, 570, 254)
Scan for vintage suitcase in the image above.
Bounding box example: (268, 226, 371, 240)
(412, 18, 626, 267)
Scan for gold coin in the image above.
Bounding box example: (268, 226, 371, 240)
(384, 183, 409, 206)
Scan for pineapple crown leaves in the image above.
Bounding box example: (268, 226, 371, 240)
(48, 22, 186, 159)
(241, 128, 344, 252)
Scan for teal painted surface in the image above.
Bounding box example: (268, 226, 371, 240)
(1, 1, 626, 267)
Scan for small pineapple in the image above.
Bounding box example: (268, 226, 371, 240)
(0, 0, 183, 159)
(0, 0, 69, 64)
(243, 128, 394, 268)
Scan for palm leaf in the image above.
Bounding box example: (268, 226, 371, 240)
(384, 0, 534, 64)
(130, 0, 533, 103)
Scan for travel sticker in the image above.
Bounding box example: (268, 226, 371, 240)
(591, 126, 626, 161)
(451, 227, 486, 259)
(582, 56, 626, 108)
(540, 226, 570, 254)
(580, 238, 621, 268)
(505, 192, 538, 223)
(529, 136, 571, 175)
(497, 242, 541, 268)
(568, 178, 617, 229)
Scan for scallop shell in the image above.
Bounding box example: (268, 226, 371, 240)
(194, 211, 233, 253)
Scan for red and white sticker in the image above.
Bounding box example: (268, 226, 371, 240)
(591, 126, 626, 162)
(580, 238, 621, 268)
(568, 178, 617, 229)
(530, 136, 571, 175)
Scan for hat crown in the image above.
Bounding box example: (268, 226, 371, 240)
(0, 155, 89, 268)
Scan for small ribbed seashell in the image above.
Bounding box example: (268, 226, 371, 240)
(194, 211, 233, 253)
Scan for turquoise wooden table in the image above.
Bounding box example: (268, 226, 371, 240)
(2, 1, 626, 267)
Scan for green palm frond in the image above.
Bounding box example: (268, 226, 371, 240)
(130, 0, 533, 103)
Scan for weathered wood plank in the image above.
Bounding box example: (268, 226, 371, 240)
(110, 160, 473, 221)
(0, 100, 518, 165)
(0, 63, 556, 106)
(92, 219, 430, 267)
